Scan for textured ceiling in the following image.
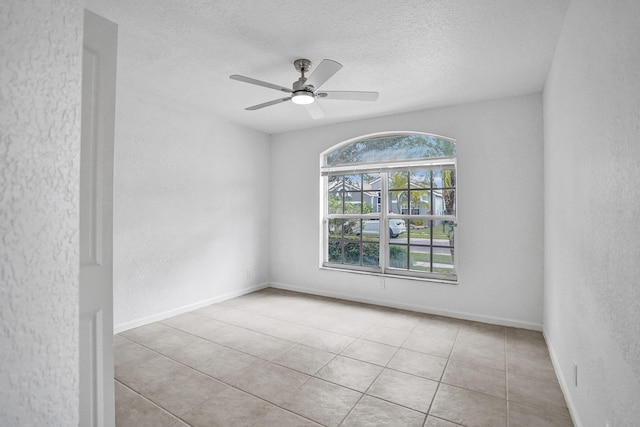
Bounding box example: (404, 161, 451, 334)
(85, 0, 570, 134)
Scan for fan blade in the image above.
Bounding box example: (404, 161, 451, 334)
(317, 91, 379, 101)
(230, 75, 292, 93)
(305, 59, 342, 90)
(245, 97, 291, 110)
(305, 101, 326, 120)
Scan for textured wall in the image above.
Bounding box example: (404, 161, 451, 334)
(544, 0, 640, 425)
(270, 94, 544, 328)
(0, 1, 83, 426)
(112, 87, 271, 330)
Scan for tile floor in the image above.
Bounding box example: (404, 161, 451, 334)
(114, 288, 574, 427)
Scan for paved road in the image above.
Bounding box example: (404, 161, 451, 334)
(389, 237, 453, 256)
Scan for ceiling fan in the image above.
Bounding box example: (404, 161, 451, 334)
(229, 59, 379, 118)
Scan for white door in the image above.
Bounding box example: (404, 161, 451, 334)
(80, 10, 118, 427)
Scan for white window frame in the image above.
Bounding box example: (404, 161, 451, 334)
(319, 132, 457, 282)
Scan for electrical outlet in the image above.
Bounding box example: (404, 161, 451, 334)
(246, 269, 253, 279)
(378, 277, 385, 289)
(573, 361, 578, 387)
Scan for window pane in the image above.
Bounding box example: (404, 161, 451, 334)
(442, 169, 456, 188)
(389, 190, 408, 214)
(433, 220, 455, 247)
(343, 174, 362, 190)
(388, 219, 407, 239)
(432, 168, 456, 189)
(408, 220, 430, 244)
(362, 243, 379, 267)
(432, 246, 454, 274)
(328, 219, 347, 238)
(410, 190, 430, 214)
(328, 191, 343, 214)
(389, 245, 407, 269)
(442, 189, 456, 215)
(344, 242, 361, 265)
(325, 134, 456, 166)
(344, 199, 362, 214)
(410, 170, 430, 188)
(389, 171, 408, 189)
(409, 248, 431, 272)
(343, 219, 361, 240)
(328, 240, 342, 263)
(362, 193, 376, 214)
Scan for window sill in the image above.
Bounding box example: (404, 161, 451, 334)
(320, 265, 458, 285)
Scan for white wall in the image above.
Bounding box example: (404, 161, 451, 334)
(543, 0, 640, 425)
(112, 87, 271, 330)
(0, 1, 82, 425)
(270, 94, 544, 328)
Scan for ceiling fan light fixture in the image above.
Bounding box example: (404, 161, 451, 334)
(291, 90, 315, 105)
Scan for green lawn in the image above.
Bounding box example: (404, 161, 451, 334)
(403, 226, 451, 240)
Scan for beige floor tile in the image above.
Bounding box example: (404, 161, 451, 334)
(118, 351, 227, 417)
(214, 327, 295, 360)
(341, 395, 426, 427)
(430, 384, 507, 427)
(115, 351, 181, 393)
(315, 355, 383, 392)
(459, 321, 506, 339)
(367, 368, 438, 413)
(387, 348, 447, 381)
(228, 358, 310, 405)
(450, 341, 506, 371)
(455, 331, 505, 352)
(193, 304, 260, 328)
(115, 381, 186, 427)
(245, 315, 314, 342)
(273, 343, 336, 375)
(188, 344, 260, 384)
(113, 336, 158, 379)
(424, 415, 462, 426)
(453, 336, 505, 360)
(341, 338, 398, 366)
(160, 312, 240, 342)
(360, 324, 411, 347)
(182, 385, 273, 427)
(508, 372, 570, 418)
(255, 407, 323, 427)
(281, 378, 362, 427)
(442, 359, 506, 399)
(141, 365, 227, 417)
(413, 318, 460, 339)
(508, 401, 574, 427)
(507, 350, 557, 381)
(120, 322, 217, 366)
(371, 310, 422, 332)
(315, 314, 371, 337)
(299, 328, 356, 354)
(402, 331, 455, 358)
(506, 328, 550, 359)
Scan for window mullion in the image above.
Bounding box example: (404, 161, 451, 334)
(380, 172, 389, 272)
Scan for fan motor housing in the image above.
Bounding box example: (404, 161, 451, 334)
(294, 59, 312, 74)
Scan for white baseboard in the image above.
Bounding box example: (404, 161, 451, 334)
(543, 328, 582, 427)
(269, 281, 542, 331)
(113, 282, 270, 334)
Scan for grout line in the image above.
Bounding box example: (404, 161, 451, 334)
(114, 379, 193, 426)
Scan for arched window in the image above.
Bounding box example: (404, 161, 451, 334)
(321, 132, 457, 281)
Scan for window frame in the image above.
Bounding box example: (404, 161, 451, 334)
(320, 132, 458, 283)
